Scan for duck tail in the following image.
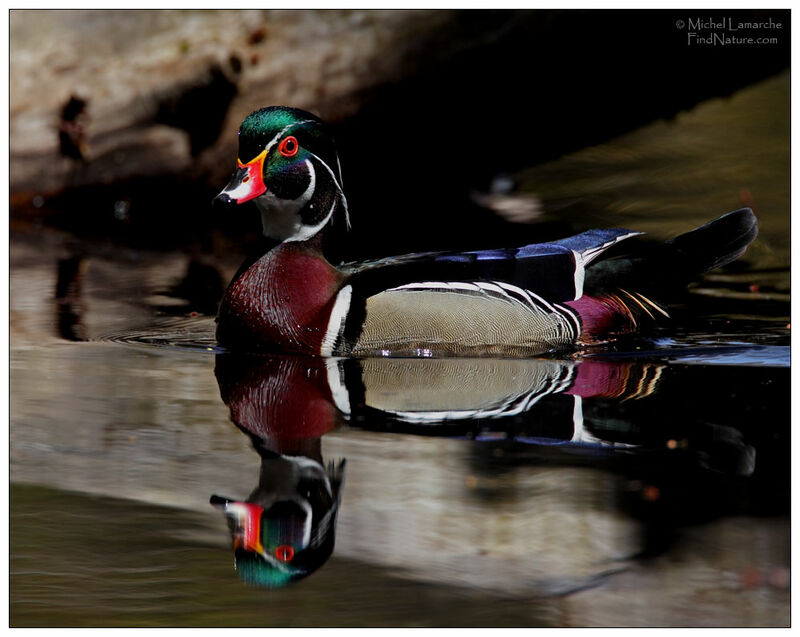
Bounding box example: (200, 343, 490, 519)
(584, 208, 759, 297)
(662, 207, 759, 275)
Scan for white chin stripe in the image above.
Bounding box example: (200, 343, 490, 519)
(256, 159, 318, 241)
(256, 156, 344, 243)
(284, 194, 336, 243)
(320, 285, 352, 357)
(222, 179, 260, 202)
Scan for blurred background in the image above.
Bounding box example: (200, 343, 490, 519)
(10, 9, 790, 628)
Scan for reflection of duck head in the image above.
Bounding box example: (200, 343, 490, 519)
(210, 455, 346, 588)
(212, 354, 347, 587)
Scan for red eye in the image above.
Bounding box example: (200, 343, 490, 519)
(278, 136, 298, 157)
(274, 545, 295, 562)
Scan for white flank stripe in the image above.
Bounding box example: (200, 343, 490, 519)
(495, 282, 550, 313)
(393, 280, 563, 316)
(477, 282, 517, 303)
(392, 281, 447, 291)
(522, 288, 557, 313)
(495, 281, 530, 299)
(476, 281, 507, 295)
(392, 281, 490, 293)
(554, 303, 581, 338)
(325, 358, 351, 416)
(443, 282, 481, 292)
(320, 285, 352, 356)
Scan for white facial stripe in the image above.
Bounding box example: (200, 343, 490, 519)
(320, 285, 353, 357)
(306, 150, 343, 191)
(307, 150, 350, 230)
(261, 119, 317, 156)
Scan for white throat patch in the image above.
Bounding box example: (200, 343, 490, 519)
(255, 159, 320, 241)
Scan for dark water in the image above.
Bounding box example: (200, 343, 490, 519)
(10, 73, 790, 627)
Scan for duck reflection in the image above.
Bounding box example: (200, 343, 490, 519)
(211, 351, 774, 586)
(212, 354, 347, 588)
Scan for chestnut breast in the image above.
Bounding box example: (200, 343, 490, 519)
(217, 243, 345, 353)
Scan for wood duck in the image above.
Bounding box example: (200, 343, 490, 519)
(214, 106, 758, 357)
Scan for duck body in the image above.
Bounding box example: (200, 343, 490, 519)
(216, 227, 640, 357)
(214, 106, 758, 358)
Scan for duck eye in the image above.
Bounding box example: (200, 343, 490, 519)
(274, 545, 295, 562)
(278, 136, 299, 157)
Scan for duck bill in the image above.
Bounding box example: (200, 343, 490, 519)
(211, 496, 266, 554)
(216, 149, 267, 205)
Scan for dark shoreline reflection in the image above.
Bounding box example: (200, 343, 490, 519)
(211, 351, 788, 588)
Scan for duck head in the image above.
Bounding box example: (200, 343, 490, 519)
(215, 106, 350, 243)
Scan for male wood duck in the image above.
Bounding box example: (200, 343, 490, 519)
(214, 106, 758, 357)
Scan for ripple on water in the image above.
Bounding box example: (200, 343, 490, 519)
(93, 315, 224, 354)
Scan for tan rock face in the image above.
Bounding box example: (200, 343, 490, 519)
(10, 9, 455, 197)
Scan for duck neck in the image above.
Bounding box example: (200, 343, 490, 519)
(255, 175, 349, 264)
